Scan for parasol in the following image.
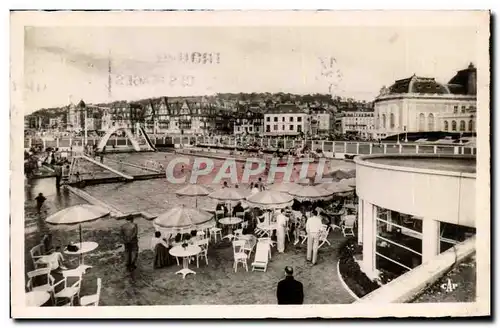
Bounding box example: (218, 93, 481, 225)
(153, 205, 215, 234)
(340, 177, 356, 187)
(246, 190, 294, 210)
(288, 185, 334, 202)
(45, 204, 110, 245)
(175, 184, 211, 207)
(317, 181, 354, 194)
(268, 182, 301, 193)
(208, 187, 250, 213)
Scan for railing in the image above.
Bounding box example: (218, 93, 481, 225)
(25, 136, 477, 157)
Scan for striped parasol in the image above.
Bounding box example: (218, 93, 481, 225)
(246, 190, 294, 210)
(153, 205, 215, 234)
(288, 185, 334, 202)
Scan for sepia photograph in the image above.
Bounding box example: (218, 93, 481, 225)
(10, 10, 490, 318)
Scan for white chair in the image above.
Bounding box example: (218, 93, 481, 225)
(53, 272, 82, 306)
(341, 216, 356, 237)
(30, 244, 54, 270)
(196, 238, 209, 268)
(251, 242, 270, 272)
(26, 268, 55, 304)
(242, 239, 256, 258)
(80, 278, 102, 306)
(232, 240, 248, 272)
(318, 225, 332, 248)
(209, 227, 222, 243)
(257, 237, 274, 258)
(234, 229, 243, 240)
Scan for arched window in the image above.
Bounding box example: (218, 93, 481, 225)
(418, 113, 425, 131)
(451, 120, 457, 131)
(468, 120, 474, 131)
(444, 120, 449, 131)
(459, 120, 466, 132)
(382, 114, 386, 129)
(428, 113, 434, 131)
(390, 113, 395, 128)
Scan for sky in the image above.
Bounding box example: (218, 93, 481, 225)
(23, 25, 479, 113)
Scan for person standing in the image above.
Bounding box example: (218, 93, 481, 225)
(35, 193, 46, 214)
(276, 209, 288, 253)
(306, 209, 323, 265)
(121, 216, 139, 271)
(276, 266, 304, 304)
(54, 163, 63, 189)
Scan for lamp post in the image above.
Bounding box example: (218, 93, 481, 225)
(404, 126, 408, 143)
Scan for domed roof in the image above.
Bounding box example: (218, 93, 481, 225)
(387, 75, 450, 95)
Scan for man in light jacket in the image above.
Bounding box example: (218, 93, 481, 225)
(306, 209, 323, 265)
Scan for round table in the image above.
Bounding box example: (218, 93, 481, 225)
(219, 217, 243, 240)
(64, 241, 98, 271)
(26, 291, 50, 307)
(169, 245, 202, 279)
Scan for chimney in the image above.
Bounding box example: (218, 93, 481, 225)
(467, 63, 477, 95)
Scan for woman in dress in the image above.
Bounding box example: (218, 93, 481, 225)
(152, 231, 172, 269)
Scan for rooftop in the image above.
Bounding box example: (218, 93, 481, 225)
(365, 156, 476, 174)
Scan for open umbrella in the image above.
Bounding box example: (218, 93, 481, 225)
(246, 190, 294, 210)
(175, 184, 211, 207)
(340, 177, 356, 187)
(208, 187, 250, 214)
(268, 182, 301, 193)
(208, 188, 249, 202)
(323, 169, 352, 181)
(288, 185, 334, 202)
(45, 204, 110, 245)
(297, 177, 314, 186)
(317, 182, 354, 194)
(153, 205, 214, 234)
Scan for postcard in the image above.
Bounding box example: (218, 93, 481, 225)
(10, 10, 490, 318)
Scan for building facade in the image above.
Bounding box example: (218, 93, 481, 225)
(264, 104, 309, 136)
(233, 108, 264, 135)
(308, 108, 331, 136)
(374, 63, 477, 139)
(340, 111, 376, 139)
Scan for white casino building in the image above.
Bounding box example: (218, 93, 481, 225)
(374, 63, 477, 139)
(355, 154, 476, 278)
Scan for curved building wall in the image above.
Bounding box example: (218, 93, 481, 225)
(355, 154, 476, 228)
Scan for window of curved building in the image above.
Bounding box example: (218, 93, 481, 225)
(375, 206, 423, 278)
(428, 113, 434, 131)
(390, 113, 395, 129)
(451, 120, 457, 131)
(468, 120, 474, 131)
(440, 222, 476, 253)
(382, 114, 386, 129)
(418, 113, 425, 131)
(444, 120, 449, 131)
(460, 120, 466, 132)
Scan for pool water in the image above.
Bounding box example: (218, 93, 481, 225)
(79, 151, 355, 216)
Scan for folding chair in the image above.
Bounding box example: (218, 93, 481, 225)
(251, 242, 270, 272)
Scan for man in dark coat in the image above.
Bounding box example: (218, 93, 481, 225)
(276, 266, 304, 304)
(121, 215, 139, 271)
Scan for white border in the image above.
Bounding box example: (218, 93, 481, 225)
(7, 8, 492, 320)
